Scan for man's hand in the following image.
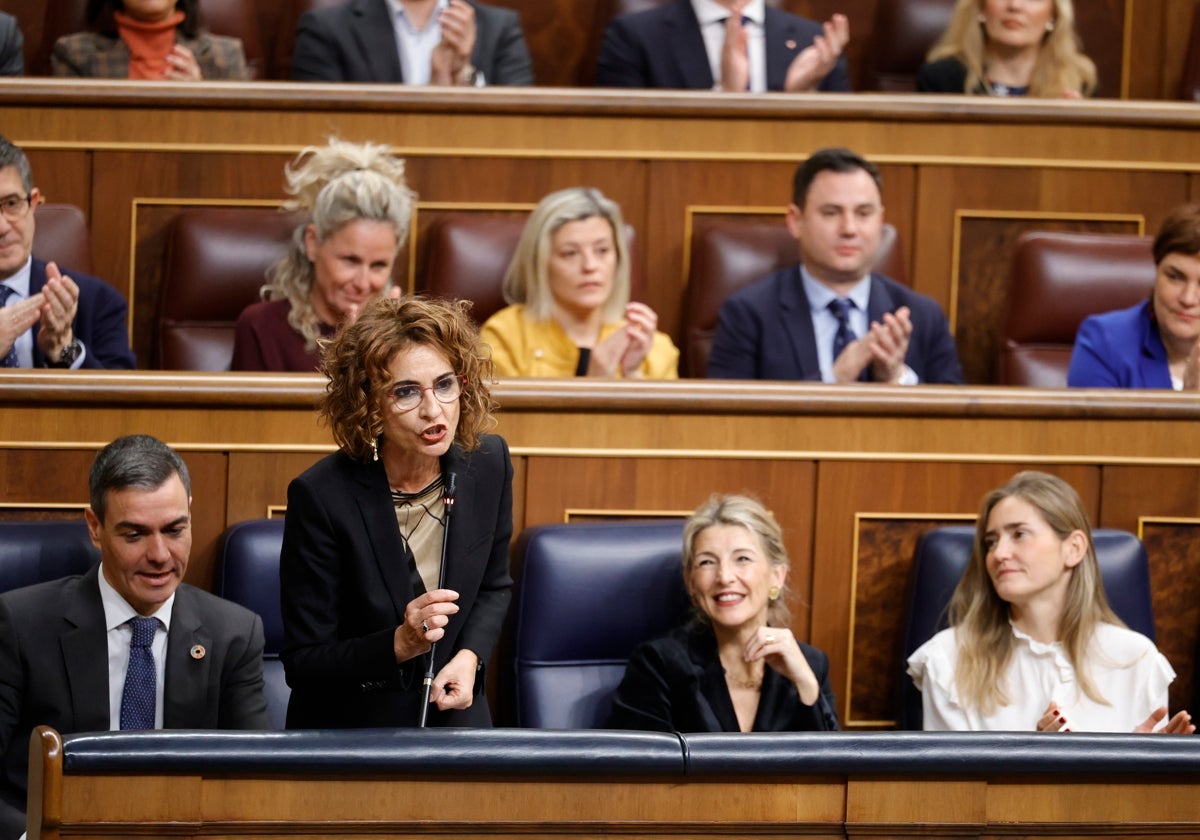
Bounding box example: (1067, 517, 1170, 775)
(430, 0, 478, 85)
(35, 262, 79, 362)
(783, 13, 848, 92)
(0, 292, 45, 361)
(867, 306, 913, 383)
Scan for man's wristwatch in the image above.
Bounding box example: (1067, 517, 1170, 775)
(457, 63, 478, 85)
(47, 338, 82, 368)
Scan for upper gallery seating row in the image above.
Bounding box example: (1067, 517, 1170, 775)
(21, 0, 1200, 98)
(35, 203, 1156, 382)
(0, 516, 1155, 731)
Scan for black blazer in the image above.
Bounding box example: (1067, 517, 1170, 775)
(279, 434, 514, 728)
(607, 623, 839, 732)
(706, 267, 965, 383)
(0, 565, 269, 836)
(595, 0, 850, 92)
(290, 0, 533, 85)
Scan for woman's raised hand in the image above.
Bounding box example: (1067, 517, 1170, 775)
(393, 588, 460, 663)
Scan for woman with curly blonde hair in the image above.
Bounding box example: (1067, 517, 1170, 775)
(232, 138, 415, 371)
(917, 0, 1096, 98)
(280, 296, 513, 728)
(908, 471, 1191, 733)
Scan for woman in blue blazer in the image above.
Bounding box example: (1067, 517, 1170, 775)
(1068, 204, 1200, 390)
(280, 297, 512, 728)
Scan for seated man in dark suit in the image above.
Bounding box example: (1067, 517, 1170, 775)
(291, 0, 533, 85)
(708, 147, 964, 384)
(0, 136, 135, 369)
(0, 435, 269, 840)
(0, 13, 22, 76)
(596, 0, 850, 92)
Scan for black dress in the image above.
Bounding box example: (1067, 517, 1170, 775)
(606, 623, 840, 732)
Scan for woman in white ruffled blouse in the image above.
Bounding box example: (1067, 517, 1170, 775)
(908, 471, 1193, 733)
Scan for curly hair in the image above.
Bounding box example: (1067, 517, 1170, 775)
(682, 494, 792, 628)
(928, 0, 1097, 97)
(319, 297, 496, 461)
(501, 187, 631, 324)
(948, 471, 1123, 715)
(262, 139, 415, 352)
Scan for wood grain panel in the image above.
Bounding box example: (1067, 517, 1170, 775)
(1141, 521, 1200, 716)
(810, 461, 1099, 728)
(849, 515, 967, 726)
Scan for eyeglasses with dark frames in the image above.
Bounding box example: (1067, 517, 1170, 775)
(387, 374, 466, 413)
(0, 194, 33, 222)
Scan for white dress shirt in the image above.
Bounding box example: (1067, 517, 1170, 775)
(99, 570, 175, 730)
(908, 622, 1176, 732)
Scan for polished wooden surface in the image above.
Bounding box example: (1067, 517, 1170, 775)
(27, 727, 1200, 840)
(3, 82, 1199, 378)
(4, 374, 1200, 726)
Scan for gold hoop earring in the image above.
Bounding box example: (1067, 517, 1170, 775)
(768, 585, 780, 601)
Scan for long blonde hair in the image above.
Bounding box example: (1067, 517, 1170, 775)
(949, 471, 1122, 714)
(928, 0, 1097, 97)
(262, 139, 415, 351)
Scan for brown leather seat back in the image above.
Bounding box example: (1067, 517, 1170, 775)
(1000, 232, 1155, 387)
(158, 207, 306, 370)
(421, 213, 642, 327)
(682, 220, 902, 377)
(32, 204, 92, 275)
(198, 0, 265, 78)
(862, 0, 956, 91)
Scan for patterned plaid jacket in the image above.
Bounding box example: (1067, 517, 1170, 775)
(51, 30, 249, 80)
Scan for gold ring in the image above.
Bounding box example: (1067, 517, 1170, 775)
(765, 634, 776, 643)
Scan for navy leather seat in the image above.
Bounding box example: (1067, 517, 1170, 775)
(214, 519, 288, 729)
(512, 519, 690, 728)
(0, 520, 98, 594)
(900, 525, 1155, 729)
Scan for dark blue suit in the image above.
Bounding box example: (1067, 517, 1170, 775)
(595, 0, 850, 91)
(1067, 300, 1172, 389)
(29, 259, 136, 369)
(707, 267, 964, 383)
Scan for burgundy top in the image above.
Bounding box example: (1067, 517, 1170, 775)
(231, 299, 335, 372)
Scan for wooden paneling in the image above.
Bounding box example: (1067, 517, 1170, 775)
(4, 375, 1200, 726)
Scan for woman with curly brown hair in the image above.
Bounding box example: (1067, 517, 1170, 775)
(279, 296, 513, 728)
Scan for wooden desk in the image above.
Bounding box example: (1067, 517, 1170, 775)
(3, 373, 1199, 726)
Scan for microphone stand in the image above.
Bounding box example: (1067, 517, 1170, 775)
(418, 472, 456, 728)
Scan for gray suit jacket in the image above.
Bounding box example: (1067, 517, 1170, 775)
(290, 0, 532, 85)
(0, 565, 269, 839)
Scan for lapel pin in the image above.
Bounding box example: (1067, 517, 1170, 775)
(190, 644, 206, 660)
(786, 39, 797, 50)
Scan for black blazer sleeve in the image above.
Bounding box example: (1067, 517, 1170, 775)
(606, 636, 680, 732)
(0, 14, 22, 77)
(594, 15, 649, 88)
(473, 3, 533, 85)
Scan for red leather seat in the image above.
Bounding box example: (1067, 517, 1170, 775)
(999, 232, 1155, 387)
(158, 207, 305, 371)
(32, 204, 92, 275)
(861, 0, 956, 91)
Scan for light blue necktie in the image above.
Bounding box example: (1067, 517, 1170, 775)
(119, 617, 158, 730)
(0, 286, 19, 368)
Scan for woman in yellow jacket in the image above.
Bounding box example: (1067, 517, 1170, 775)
(480, 188, 678, 378)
